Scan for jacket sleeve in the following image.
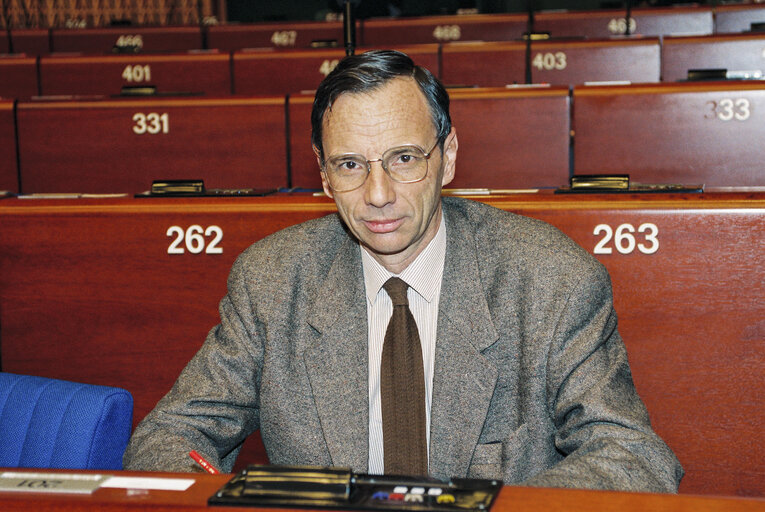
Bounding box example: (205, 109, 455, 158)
(122, 255, 263, 473)
(523, 263, 684, 492)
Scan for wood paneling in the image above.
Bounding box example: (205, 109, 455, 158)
(362, 14, 527, 46)
(1, 469, 763, 511)
(0, 55, 38, 99)
(0, 100, 18, 192)
(441, 38, 660, 87)
(531, 38, 660, 86)
(440, 41, 526, 87)
(9, 29, 50, 55)
(662, 33, 765, 83)
(448, 87, 570, 188)
(39, 52, 232, 97)
(50, 26, 203, 54)
(288, 87, 571, 190)
(714, 4, 765, 34)
(534, 6, 713, 38)
(233, 45, 439, 96)
(573, 81, 765, 187)
(1, 192, 762, 495)
(16, 96, 288, 193)
(207, 21, 347, 51)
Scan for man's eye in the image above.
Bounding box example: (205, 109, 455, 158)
(340, 161, 358, 170)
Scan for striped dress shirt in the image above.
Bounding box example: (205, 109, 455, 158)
(361, 214, 446, 475)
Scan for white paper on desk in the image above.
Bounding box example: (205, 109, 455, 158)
(101, 476, 195, 491)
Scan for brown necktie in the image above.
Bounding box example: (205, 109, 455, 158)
(380, 277, 428, 476)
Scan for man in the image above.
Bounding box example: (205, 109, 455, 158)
(123, 50, 683, 491)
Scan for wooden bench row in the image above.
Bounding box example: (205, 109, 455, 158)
(0, 192, 762, 497)
(2, 80, 763, 195)
(3, 32, 765, 100)
(2, 4, 765, 55)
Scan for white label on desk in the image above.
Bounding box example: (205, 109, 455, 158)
(0, 472, 107, 493)
(101, 476, 195, 491)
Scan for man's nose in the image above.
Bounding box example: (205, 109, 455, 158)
(364, 161, 396, 207)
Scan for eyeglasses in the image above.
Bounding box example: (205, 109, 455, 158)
(321, 140, 440, 192)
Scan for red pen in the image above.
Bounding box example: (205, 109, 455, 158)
(189, 450, 219, 474)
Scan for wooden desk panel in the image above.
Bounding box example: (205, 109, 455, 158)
(50, 27, 203, 54)
(447, 87, 570, 188)
(1, 192, 762, 495)
(9, 29, 50, 55)
(1, 470, 763, 511)
(662, 33, 765, 83)
(0, 55, 38, 99)
(361, 13, 528, 46)
(207, 21, 347, 51)
(440, 41, 526, 87)
(0, 100, 18, 192)
(530, 38, 660, 85)
(0, 32, 8, 53)
(534, 6, 713, 38)
(233, 45, 439, 96)
(572, 82, 765, 187)
(39, 52, 232, 97)
(16, 97, 288, 193)
(714, 4, 765, 34)
(287, 94, 320, 189)
(287, 87, 571, 190)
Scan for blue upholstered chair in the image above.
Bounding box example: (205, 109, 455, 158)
(0, 372, 133, 470)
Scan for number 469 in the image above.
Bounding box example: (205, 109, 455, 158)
(593, 223, 659, 254)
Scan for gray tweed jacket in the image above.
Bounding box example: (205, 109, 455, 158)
(123, 197, 683, 492)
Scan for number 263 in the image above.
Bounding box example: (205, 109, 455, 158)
(593, 223, 659, 255)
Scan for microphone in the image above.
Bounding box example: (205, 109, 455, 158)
(341, 0, 358, 56)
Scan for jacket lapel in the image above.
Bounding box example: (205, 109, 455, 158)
(304, 235, 369, 473)
(429, 204, 500, 481)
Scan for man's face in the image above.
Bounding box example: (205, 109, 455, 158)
(316, 77, 457, 273)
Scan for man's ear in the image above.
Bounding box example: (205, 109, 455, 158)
(313, 145, 334, 198)
(441, 127, 458, 187)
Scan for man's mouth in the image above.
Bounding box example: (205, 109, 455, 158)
(363, 218, 404, 233)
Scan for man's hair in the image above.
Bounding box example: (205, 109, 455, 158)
(311, 50, 451, 160)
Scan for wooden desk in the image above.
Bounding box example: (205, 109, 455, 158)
(8, 29, 50, 55)
(662, 33, 765, 83)
(447, 87, 570, 188)
(233, 45, 439, 96)
(0, 32, 8, 53)
(0, 470, 762, 512)
(50, 27, 204, 54)
(0, 192, 763, 496)
(0, 54, 38, 99)
(440, 38, 660, 87)
(287, 87, 571, 190)
(529, 38, 660, 85)
(361, 13, 528, 46)
(207, 21, 348, 51)
(0, 100, 18, 192)
(572, 81, 765, 187)
(440, 41, 526, 87)
(714, 4, 765, 34)
(533, 6, 713, 38)
(39, 52, 232, 97)
(15, 96, 288, 193)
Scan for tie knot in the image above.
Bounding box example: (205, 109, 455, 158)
(383, 277, 409, 306)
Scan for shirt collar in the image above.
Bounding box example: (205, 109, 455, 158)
(361, 213, 446, 305)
